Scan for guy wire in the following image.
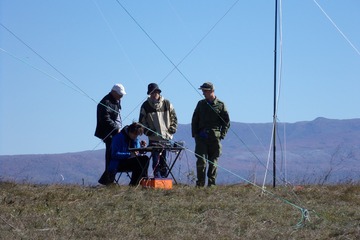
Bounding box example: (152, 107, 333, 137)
(2, 2, 296, 194)
(112, 0, 275, 180)
(0, 23, 97, 105)
(111, 0, 301, 199)
(114, 0, 241, 96)
(0, 47, 83, 96)
(313, 0, 360, 57)
(92, 0, 145, 85)
(2, 3, 313, 226)
(0, 22, 133, 152)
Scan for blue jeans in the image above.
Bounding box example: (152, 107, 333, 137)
(151, 150, 168, 178)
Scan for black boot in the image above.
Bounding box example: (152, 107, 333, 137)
(98, 171, 114, 185)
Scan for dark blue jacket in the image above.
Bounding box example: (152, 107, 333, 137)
(111, 128, 141, 161)
(107, 127, 141, 174)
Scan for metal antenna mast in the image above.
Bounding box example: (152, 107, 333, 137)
(272, 0, 278, 188)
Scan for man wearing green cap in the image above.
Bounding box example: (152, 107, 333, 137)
(191, 82, 230, 187)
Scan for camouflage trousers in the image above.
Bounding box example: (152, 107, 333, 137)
(194, 136, 222, 187)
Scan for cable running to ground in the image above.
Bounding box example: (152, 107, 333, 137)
(112, 1, 304, 200)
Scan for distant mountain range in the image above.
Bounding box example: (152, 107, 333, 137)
(1, 117, 359, 186)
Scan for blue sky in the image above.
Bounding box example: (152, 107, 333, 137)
(1, 0, 359, 155)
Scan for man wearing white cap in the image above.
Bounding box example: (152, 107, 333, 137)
(95, 83, 126, 184)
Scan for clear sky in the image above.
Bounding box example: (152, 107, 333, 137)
(0, 1, 359, 155)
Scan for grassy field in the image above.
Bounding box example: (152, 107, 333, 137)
(1, 181, 359, 239)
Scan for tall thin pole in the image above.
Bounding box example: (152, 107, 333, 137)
(273, 0, 278, 188)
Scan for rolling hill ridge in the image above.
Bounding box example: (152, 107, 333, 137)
(1, 117, 359, 185)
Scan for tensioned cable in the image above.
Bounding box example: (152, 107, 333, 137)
(0, 22, 127, 151)
(117, 0, 316, 216)
(110, 1, 311, 218)
(271, 0, 360, 190)
(1, 5, 312, 228)
(1, 2, 245, 156)
(113, 0, 301, 192)
(2, 2, 290, 191)
(168, 0, 277, 181)
(6, 0, 306, 213)
(182, 144, 312, 228)
(270, 0, 360, 189)
(261, 1, 311, 210)
(313, 0, 360, 57)
(0, 46, 118, 151)
(262, 0, 285, 190)
(0, 47, 83, 95)
(114, 0, 241, 96)
(119, 0, 254, 143)
(92, 0, 145, 84)
(91, 0, 149, 149)
(262, 0, 360, 190)
(114, 0, 187, 85)
(92, 0, 243, 137)
(113, 0, 275, 177)
(0, 23, 97, 104)
(1, 3, 242, 158)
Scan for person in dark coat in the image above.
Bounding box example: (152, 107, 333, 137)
(95, 84, 126, 172)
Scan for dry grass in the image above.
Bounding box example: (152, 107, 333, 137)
(1, 181, 359, 239)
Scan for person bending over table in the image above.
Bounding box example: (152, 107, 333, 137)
(98, 122, 149, 186)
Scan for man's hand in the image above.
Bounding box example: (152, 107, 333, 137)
(140, 140, 147, 148)
(130, 151, 139, 157)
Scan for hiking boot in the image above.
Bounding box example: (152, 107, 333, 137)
(98, 171, 114, 185)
